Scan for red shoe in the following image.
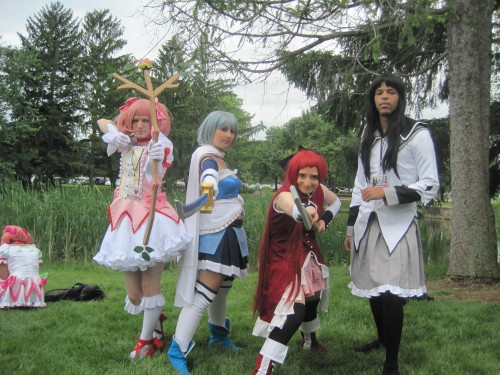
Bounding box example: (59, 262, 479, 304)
(153, 312, 168, 340)
(251, 353, 276, 375)
(300, 332, 328, 353)
(129, 337, 163, 360)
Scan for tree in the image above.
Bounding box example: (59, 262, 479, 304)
(0, 46, 42, 184)
(17, 1, 83, 183)
(151, 35, 256, 187)
(144, 0, 499, 280)
(79, 9, 131, 186)
(446, 0, 498, 279)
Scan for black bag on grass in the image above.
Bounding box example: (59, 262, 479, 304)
(45, 282, 105, 302)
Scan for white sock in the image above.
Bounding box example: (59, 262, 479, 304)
(139, 294, 165, 341)
(208, 279, 232, 327)
(174, 281, 217, 352)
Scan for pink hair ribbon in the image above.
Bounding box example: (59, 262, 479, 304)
(119, 97, 139, 112)
(154, 97, 168, 120)
(4, 226, 17, 235)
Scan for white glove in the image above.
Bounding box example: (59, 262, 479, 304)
(201, 169, 219, 195)
(101, 124, 131, 156)
(148, 141, 164, 161)
(103, 131, 130, 148)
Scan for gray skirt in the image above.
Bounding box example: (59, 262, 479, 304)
(348, 215, 426, 298)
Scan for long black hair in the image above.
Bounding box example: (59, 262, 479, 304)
(359, 73, 416, 180)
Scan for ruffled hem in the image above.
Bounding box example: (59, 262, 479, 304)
(198, 259, 248, 279)
(0, 276, 47, 308)
(124, 296, 143, 315)
(140, 294, 166, 309)
(348, 281, 427, 298)
(0, 301, 46, 308)
(94, 232, 192, 272)
(253, 317, 272, 338)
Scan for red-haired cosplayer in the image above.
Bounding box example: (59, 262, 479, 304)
(0, 225, 47, 308)
(251, 150, 341, 374)
(93, 97, 192, 360)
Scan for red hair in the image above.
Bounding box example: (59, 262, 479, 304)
(253, 150, 327, 316)
(1, 226, 33, 245)
(281, 150, 327, 192)
(116, 98, 171, 136)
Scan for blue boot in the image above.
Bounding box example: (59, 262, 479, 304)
(208, 317, 239, 350)
(167, 336, 194, 375)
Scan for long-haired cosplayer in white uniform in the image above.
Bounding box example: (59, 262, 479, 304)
(344, 74, 439, 375)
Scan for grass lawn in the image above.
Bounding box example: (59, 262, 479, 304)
(1, 263, 498, 375)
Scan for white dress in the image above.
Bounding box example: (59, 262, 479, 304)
(0, 244, 47, 308)
(94, 133, 192, 272)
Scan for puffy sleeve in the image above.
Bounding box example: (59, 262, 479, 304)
(36, 246, 44, 264)
(0, 244, 9, 264)
(159, 133, 174, 168)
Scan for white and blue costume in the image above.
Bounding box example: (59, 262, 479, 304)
(175, 145, 248, 307)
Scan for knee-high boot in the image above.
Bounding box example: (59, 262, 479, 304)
(251, 338, 288, 375)
(167, 336, 195, 375)
(300, 299, 328, 352)
(208, 317, 238, 350)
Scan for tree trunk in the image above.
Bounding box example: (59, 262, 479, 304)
(446, 0, 499, 279)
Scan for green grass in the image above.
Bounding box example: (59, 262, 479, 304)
(1, 263, 498, 375)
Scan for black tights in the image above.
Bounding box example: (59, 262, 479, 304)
(268, 303, 306, 345)
(369, 292, 404, 368)
(303, 298, 320, 322)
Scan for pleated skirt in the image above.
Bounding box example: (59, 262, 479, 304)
(349, 215, 426, 298)
(198, 226, 249, 279)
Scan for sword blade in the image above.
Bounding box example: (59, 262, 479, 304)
(175, 193, 209, 220)
(289, 185, 313, 230)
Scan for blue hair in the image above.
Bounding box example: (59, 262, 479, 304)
(197, 111, 238, 146)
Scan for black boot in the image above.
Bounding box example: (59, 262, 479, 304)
(355, 339, 384, 353)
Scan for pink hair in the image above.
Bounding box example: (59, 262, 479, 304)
(1, 226, 33, 245)
(116, 98, 171, 136)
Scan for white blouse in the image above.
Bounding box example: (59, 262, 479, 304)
(350, 125, 439, 253)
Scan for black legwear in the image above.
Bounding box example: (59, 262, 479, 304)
(268, 303, 306, 345)
(303, 298, 320, 322)
(380, 292, 404, 369)
(369, 296, 385, 345)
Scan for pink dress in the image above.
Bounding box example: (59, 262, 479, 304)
(0, 244, 47, 308)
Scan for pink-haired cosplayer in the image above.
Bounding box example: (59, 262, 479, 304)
(0, 225, 48, 308)
(93, 98, 192, 360)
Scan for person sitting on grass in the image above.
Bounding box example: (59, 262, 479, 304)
(0, 225, 48, 309)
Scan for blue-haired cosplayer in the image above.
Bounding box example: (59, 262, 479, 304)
(168, 111, 249, 375)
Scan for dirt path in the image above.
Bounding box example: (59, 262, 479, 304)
(426, 279, 500, 303)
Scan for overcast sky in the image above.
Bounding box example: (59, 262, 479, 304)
(0, 0, 317, 130)
(0, 0, 446, 129)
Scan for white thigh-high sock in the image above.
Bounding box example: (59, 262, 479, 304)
(174, 281, 217, 352)
(208, 279, 232, 327)
(139, 294, 165, 341)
